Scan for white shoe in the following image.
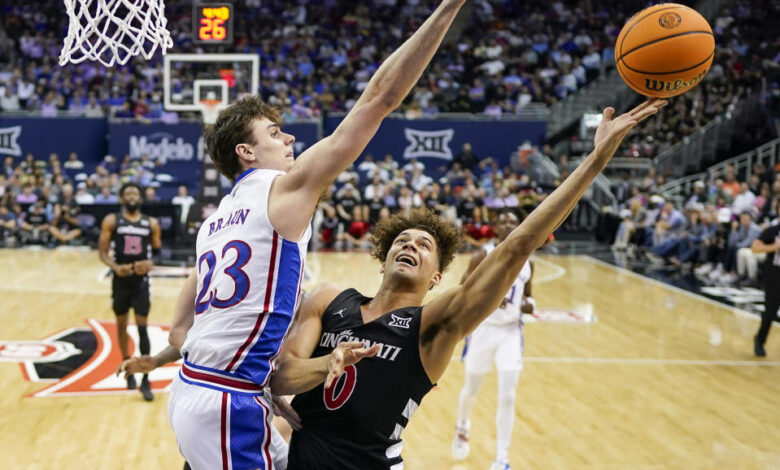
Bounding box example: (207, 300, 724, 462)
(489, 460, 511, 470)
(694, 263, 713, 276)
(451, 421, 470, 461)
(707, 266, 724, 281)
(718, 272, 738, 285)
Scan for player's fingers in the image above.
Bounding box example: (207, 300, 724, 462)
(633, 101, 667, 123)
(628, 99, 655, 116)
(338, 341, 367, 351)
(324, 370, 336, 389)
(357, 344, 381, 358)
(602, 107, 615, 121)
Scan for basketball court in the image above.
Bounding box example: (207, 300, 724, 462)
(1, 248, 778, 469)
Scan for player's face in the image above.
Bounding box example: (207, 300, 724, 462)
(246, 117, 296, 172)
(495, 213, 519, 241)
(384, 229, 442, 289)
(121, 186, 142, 212)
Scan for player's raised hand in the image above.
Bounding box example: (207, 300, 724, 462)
(325, 341, 381, 388)
(116, 355, 157, 379)
(272, 395, 302, 431)
(593, 99, 668, 160)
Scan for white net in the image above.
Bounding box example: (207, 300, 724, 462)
(59, 0, 174, 67)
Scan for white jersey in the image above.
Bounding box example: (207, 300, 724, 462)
(182, 168, 311, 388)
(482, 242, 531, 326)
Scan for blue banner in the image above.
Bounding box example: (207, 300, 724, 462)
(324, 116, 546, 169)
(106, 121, 321, 193)
(0, 116, 107, 163)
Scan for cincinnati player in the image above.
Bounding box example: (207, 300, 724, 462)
(165, 2, 467, 468)
(98, 182, 161, 401)
(272, 99, 668, 469)
(452, 211, 535, 470)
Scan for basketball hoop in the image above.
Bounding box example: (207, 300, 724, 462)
(59, 0, 174, 67)
(200, 99, 226, 125)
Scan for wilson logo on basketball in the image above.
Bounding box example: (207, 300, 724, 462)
(4, 319, 180, 398)
(644, 69, 708, 94)
(658, 12, 682, 29)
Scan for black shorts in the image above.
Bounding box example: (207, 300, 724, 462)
(112, 276, 150, 316)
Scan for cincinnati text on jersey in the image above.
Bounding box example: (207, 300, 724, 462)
(319, 329, 403, 362)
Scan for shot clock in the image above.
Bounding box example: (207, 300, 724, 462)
(193, 2, 234, 45)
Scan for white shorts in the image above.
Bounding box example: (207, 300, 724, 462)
(168, 364, 289, 470)
(463, 321, 523, 375)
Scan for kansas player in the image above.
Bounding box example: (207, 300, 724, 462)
(272, 99, 668, 469)
(452, 211, 535, 470)
(165, 1, 468, 468)
(98, 182, 162, 401)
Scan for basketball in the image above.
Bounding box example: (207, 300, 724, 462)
(615, 3, 715, 98)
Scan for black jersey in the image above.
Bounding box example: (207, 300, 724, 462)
(112, 213, 152, 266)
(758, 224, 780, 286)
(288, 289, 434, 470)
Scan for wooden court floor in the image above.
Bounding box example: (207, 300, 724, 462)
(0, 249, 779, 469)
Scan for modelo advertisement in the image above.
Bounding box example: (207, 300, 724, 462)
(0, 117, 107, 163)
(107, 121, 321, 163)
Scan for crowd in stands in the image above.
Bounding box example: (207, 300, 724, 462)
(0, 0, 776, 163)
(0, 0, 664, 121)
(610, 162, 780, 287)
(0, 151, 195, 247)
(0, 142, 556, 253)
(312, 145, 555, 252)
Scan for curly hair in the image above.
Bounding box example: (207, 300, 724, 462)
(369, 208, 462, 272)
(202, 95, 282, 181)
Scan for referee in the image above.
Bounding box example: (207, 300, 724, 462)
(751, 213, 780, 357)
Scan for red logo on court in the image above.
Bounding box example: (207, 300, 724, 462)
(5, 319, 181, 398)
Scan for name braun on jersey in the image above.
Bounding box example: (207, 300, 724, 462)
(319, 330, 402, 362)
(208, 208, 251, 236)
(116, 225, 150, 236)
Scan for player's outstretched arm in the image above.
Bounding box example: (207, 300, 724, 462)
(169, 268, 198, 350)
(269, 0, 466, 239)
(419, 99, 668, 382)
(116, 345, 181, 379)
(271, 283, 380, 396)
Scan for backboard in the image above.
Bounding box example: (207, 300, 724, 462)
(162, 53, 259, 123)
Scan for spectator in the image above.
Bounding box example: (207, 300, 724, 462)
(712, 212, 762, 284)
(64, 152, 84, 170)
(74, 182, 95, 204)
(454, 142, 478, 172)
(95, 185, 119, 204)
(16, 183, 38, 204)
(19, 201, 50, 245)
(172, 185, 195, 225)
(144, 186, 160, 204)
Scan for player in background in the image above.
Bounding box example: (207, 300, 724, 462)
(452, 211, 535, 470)
(272, 99, 668, 470)
(165, 1, 468, 468)
(99, 182, 162, 401)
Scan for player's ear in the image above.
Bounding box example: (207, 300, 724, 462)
(379, 263, 385, 275)
(428, 271, 442, 290)
(235, 143, 256, 163)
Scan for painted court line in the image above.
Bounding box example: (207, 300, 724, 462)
(530, 255, 566, 284)
(580, 255, 767, 322)
(523, 356, 780, 366)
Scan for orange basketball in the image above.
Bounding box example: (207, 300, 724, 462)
(615, 3, 715, 98)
